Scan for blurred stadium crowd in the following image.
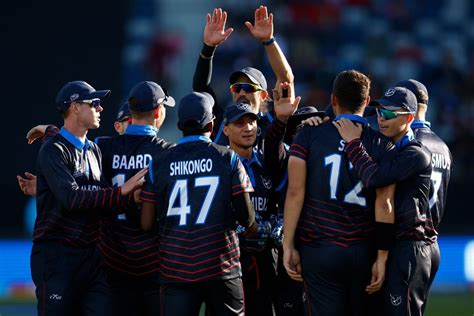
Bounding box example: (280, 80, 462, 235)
(175, 0, 474, 184)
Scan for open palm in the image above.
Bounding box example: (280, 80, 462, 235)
(204, 8, 233, 46)
(245, 5, 273, 41)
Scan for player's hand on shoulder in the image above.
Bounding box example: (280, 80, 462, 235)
(203, 8, 233, 47)
(17, 172, 37, 196)
(26, 125, 50, 144)
(245, 5, 274, 42)
(273, 82, 301, 123)
(301, 115, 326, 127)
(333, 118, 363, 142)
(121, 168, 148, 196)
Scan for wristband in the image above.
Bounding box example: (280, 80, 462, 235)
(200, 43, 216, 59)
(375, 222, 396, 250)
(262, 37, 276, 46)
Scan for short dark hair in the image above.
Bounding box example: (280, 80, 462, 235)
(130, 109, 156, 120)
(179, 120, 212, 136)
(332, 70, 371, 113)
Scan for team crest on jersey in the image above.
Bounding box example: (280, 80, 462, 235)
(70, 93, 79, 101)
(237, 103, 251, 111)
(389, 294, 402, 306)
(260, 175, 272, 189)
(384, 88, 396, 97)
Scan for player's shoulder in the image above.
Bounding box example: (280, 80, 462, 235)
(406, 140, 432, 168)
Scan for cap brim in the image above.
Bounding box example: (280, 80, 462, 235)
(87, 90, 111, 100)
(227, 112, 260, 124)
(163, 96, 176, 107)
(373, 99, 404, 110)
(229, 71, 260, 87)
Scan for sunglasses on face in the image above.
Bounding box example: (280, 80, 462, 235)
(79, 99, 101, 108)
(229, 82, 262, 93)
(376, 108, 414, 120)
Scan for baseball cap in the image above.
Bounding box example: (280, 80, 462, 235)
(55, 80, 111, 112)
(128, 81, 175, 112)
(371, 87, 417, 113)
(223, 103, 260, 125)
(116, 102, 131, 122)
(395, 79, 429, 105)
(229, 67, 267, 91)
(177, 92, 214, 129)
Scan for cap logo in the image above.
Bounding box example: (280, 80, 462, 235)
(118, 111, 123, 117)
(236, 103, 251, 111)
(385, 88, 396, 97)
(70, 94, 79, 101)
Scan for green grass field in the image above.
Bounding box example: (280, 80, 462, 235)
(1, 293, 472, 316)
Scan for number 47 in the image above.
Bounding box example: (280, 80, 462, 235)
(167, 176, 219, 226)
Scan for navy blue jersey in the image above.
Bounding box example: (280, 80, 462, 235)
(237, 150, 282, 252)
(344, 130, 432, 242)
(141, 136, 254, 283)
(34, 128, 134, 247)
(289, 115, 396, 247)
(412, 120, 452, 240)
(97, 125, 174, 277)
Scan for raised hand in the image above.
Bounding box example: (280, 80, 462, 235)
(204, 8, 233, 47)
(245, 5, 273, 42)
(273, 82, 301, 122)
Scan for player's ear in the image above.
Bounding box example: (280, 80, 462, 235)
(223, 125, 229, 136)
(114, 121, 122, 134)
(406, 113, 415, 124)
(154, 107, 160, 119)
(260, 90, 269, 101)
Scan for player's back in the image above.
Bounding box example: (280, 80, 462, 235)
(290, 117, 394, 247)
(150, 136, 250, 283)
(413, 125, 452, 239)
(97, 130, 173, 276)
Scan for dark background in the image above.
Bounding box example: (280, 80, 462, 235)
(2, 0, 127, 236)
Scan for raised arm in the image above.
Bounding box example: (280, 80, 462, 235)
(193, 8, 233, 109)
(245, 5, 294, 87)
(264, 82, 300, 179)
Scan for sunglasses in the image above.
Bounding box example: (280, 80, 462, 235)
(78, 99, 101, 108)
(229, 82, 262, 93)
(376, 108, 414, 120)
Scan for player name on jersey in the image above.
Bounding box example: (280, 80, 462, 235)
(251, 196, 268, 212)
(169, 159, 213, 176)
(431, 153, 450, 170)
(112, 154, 152, 170)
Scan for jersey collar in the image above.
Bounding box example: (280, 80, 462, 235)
(334, 114, 368, 126)
(125, 124, 158, 136)
(59, 127, 91, 151)
(395, 129, 415, 150)
(411, 119, 431, 130)
(178, 135, 212, 144)
(239, 148, 262, 168)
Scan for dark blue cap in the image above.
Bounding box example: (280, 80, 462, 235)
(372, 87, 417, 113)
(229, 67, 267, 90)
(178, 92, 214, 129)
(223, 103, 260, 125)
(55, 80, 111, 112)
(128, 81, 175, 112)
(395, 79, 429, 105)
(116, 102, 131, 122)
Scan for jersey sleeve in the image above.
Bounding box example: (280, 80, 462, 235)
(231, 152, 254, 196)
(345, 139, 431, 188)
(289, 126, 313, 161)
(38, 142, 132, 213)
(140, 156, 159, 204)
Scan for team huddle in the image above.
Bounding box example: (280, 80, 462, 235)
(17, 6, 452, 316)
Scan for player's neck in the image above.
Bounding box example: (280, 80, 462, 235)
(63, 121, 88, 142)
(231, 145, 252, 159)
